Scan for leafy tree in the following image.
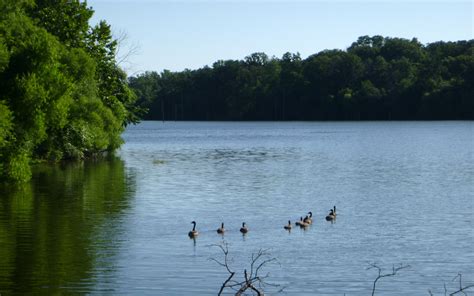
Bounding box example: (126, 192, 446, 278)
(0, 0, 139, 182)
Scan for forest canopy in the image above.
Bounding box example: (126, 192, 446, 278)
(129, 36, 473, 121)
(0, 0, 140, 182)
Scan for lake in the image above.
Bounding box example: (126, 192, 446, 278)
(1, 121, 473, 295)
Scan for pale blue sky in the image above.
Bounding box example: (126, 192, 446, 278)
(88, 1, 473, 74)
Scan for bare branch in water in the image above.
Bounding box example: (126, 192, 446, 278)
(209, 241, 283, 295)
(449, 273, 474, 296)
(368, 263, 410, 296)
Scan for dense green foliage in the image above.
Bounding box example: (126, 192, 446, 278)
(0, 0, 139, 182)
(130, 36, 473, 121)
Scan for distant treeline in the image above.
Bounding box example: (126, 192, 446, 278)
(129, 36, 473, 121)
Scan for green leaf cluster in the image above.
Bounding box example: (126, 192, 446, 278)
(0, 0, 139, 182)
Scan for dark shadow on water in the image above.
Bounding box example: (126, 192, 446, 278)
(0, 156, 136, 294)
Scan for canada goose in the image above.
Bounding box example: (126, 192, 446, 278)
(304, 212, 313, 224)
(188, 221, 199, 237)
(325, 209, 335, 221)
(299, 217, 310, 228)
(217, 222, 225, 234)
(295, 216, 304, 226)
(240, 222, 248, 234)
(284, 220, 292, 230)
(303, 215, 309, 223)
(333, 206, 337, 217)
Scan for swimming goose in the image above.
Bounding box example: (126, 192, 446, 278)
(304, 212, 313, 224)
(284, 220, 292, 230)
(299, 216, 310, 228)
(217, 222, 225, 234)
(325, 209, 335, 221)
(240, 222, 248, 234)
(188, 221, 199, 237)
(295, 216, 304, 226)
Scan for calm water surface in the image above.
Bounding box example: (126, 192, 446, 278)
(1, 121, 473, 295)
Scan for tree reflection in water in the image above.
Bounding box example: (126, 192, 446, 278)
(0, 156, 136, 294)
